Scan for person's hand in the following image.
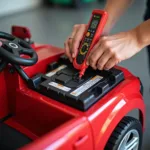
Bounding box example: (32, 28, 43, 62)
(64, 24, 87, 62)
(87, 29, 141, 70)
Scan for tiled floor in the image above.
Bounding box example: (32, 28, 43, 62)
(0, 0, 149, 149)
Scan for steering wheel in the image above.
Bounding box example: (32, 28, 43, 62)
(0, 31, 38, 68)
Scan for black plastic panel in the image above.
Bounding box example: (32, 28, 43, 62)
(30, 55, 124, 111)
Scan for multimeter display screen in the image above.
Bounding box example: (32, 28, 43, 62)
(90, 20, 99, 29)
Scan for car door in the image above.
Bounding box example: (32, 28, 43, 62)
(21, 117, 94, 150)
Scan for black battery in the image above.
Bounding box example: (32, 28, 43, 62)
(29, 55, 124, 111)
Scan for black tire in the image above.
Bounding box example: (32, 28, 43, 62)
(105, 116, 143, 150)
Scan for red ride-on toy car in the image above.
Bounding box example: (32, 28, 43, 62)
(0, 25, 145, 150)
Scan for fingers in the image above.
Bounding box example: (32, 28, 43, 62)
(72, 24, 87, 58)
(97, 48, 121, 70)
(87, 42, 103, 69)
(104, 57, 118, 70)
(87, 36, 108, 69)
(64, 24, 87, 62)
(64, 38, 72, 62)
(87, 36, 121, 70)
(69, 25, 78, 55)
(64, 25, 79, 62)
(97, 50, 112, 70)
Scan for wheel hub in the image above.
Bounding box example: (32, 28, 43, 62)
(118, 129, 139, 150)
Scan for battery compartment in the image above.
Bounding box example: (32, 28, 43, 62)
(29, 55, 124, 111)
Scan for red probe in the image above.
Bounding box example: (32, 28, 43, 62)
(73, 10, 108, 78)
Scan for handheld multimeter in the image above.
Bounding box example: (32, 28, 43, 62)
(73, 10, 108, 78)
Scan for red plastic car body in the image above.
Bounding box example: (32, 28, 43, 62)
(0, 27, 145, 150)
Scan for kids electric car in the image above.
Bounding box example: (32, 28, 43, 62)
(0, 26, 145, 150)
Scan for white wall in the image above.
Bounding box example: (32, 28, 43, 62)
(0, 0, 42, 17)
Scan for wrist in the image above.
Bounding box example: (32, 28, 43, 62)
(130, 28, 147, 52)
(134, 22, 150, 49)
(130, 28, 143, 51)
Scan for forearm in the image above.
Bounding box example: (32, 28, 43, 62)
(103, 0, 134, 34)
(135, 19, 150, 49)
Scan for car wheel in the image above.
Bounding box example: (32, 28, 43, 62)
(105, 116, 143, 150)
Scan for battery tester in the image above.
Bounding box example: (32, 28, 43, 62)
(73, 10, 108, 78)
